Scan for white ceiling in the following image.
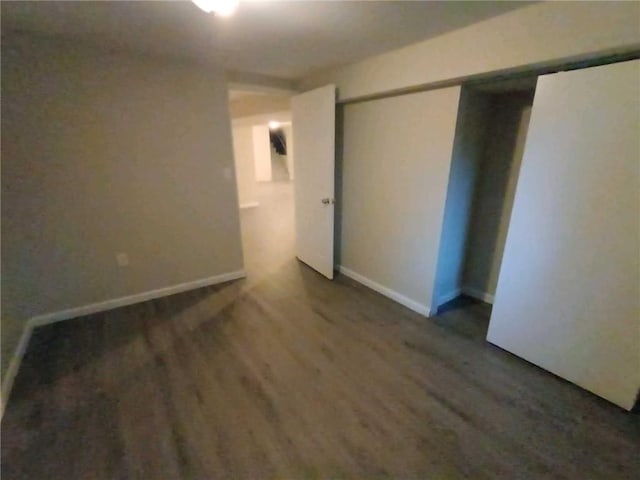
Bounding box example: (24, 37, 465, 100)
(2, 1, 533, 81)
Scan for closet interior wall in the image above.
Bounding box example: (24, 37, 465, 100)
(432, 82, 536, 312)
(462, 89, 535, 303)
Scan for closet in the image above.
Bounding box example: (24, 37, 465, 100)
(432, 78, 536, 310)
(433, 59, 640, 410)
(488, 60, 640, 411)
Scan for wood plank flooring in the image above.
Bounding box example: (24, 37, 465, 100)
(2, 181, 639, 479)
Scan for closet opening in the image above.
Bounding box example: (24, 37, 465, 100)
(431, 76, 537, 327)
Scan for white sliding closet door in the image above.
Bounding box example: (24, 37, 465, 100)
(488, 60, 640, 410)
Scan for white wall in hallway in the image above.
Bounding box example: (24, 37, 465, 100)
(232, 125, 259, 208)
(253, 125, 272, 182)
(231, 111, 291, 129)
(229, 94, 291, 119)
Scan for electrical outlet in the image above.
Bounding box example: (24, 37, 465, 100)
(116, 252, 129, 267)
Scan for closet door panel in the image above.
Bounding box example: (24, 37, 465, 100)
(488, 60, 640, 410)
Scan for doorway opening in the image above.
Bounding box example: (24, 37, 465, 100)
(431, 77, 537, 326)
(227, 88, 295, 274)
(227, 84, 337, 280)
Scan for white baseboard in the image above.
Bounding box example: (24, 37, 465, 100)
(462, 286, 495, 304)
(239, 202, 259, 209)
(1, 269, 246, 417)
(436, 288, 462, 308)
(1, 324, 34, 418)
(29, 270, 246, 328)
(337, 266, 430, 317)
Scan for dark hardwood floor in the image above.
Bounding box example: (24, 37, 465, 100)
(2, 181, 639, 479)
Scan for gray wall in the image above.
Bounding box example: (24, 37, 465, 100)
(463, 92, 534, 298)
(339, 87, 461, 312)
(299, 2, 640, 101)
(1, 35, 244, 382)
(432, 90, 491, 308)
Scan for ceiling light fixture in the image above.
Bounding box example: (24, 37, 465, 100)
(268, 121, 280, 129)
(192, 0, 239, 17)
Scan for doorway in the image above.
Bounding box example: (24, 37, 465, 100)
(227, 85, 337, 280)
(227, 88, 296, 275)
(431, 77, 537, 318)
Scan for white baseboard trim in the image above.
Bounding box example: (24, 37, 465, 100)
(462, 286, 495, 304)
(436, 288, 462, 308)
(239, 202, 259, 209)
(1, 324, 34, 418)
(337, 266, 430, 317)
(1, 269, 246, 417)
(29, 270, 246, 328)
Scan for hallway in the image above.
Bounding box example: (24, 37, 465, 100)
(2, 182, 639, 479)
(240, 181, 295, 280)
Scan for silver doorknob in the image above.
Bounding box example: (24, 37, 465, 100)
(321, 197, 335, 205)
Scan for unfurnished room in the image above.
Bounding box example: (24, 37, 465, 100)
(1, 1, 639, 479)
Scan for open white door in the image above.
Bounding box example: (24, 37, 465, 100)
(292, 85, 336, 279)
